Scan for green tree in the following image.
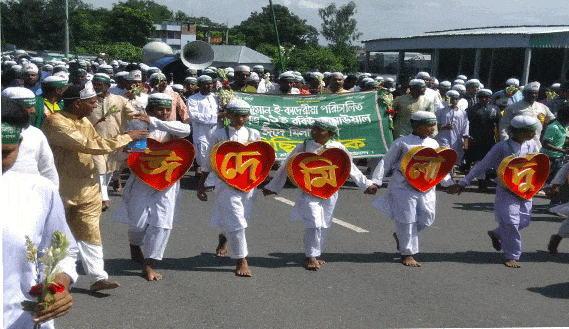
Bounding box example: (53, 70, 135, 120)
(116, 0, 172, 24)
(230, 4, 318, 51)
(76, 41, 142, 62)
(318, 1, 362, 48)
(286, 46, 344, 72)
(107, 5, 154, 47)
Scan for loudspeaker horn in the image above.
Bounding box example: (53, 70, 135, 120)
(142, 41, 174, 66)
(181, 40, 214, 70)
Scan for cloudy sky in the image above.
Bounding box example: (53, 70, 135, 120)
(85, 0, 568, 42)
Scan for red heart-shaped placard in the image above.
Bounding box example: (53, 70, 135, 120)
(401, 146, 457, 192)
(498, 153, 549, 199)
(211, 141, 275, 192)
(286, 148, 351, 199)
(128, 138, 195, 191)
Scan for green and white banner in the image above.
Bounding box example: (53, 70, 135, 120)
(235, 91, 394, 160)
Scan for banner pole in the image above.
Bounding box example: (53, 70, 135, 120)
(269, 0, 285, 72)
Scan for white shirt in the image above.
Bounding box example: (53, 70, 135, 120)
(10, 125, 59, 188)
(2, 171, 79, 329)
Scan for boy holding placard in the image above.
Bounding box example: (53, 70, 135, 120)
(263, 118, 379, 270)
(372, 111, 454, 267)
(197, 99, 263, 277)
(448, 115, 542, 268)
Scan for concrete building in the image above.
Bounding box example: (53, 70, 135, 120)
(152, 21, 197, 51)
(362, 25, 569, 90)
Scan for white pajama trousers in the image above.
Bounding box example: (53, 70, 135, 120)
(395, 221, 428, 256)
(304, 227, 329, 258)
(76, 241, 109, 284)
(98, 173, 113, 201)
(225, 229, 248, 259)
(128, 226, 171, 260)
(558, 219, 569, 238)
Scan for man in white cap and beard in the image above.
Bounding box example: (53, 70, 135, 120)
(499, 81, 555, 148)
(415, 71, 444, 111)
(22, 63, 41, 95)
(87, 73, 138, 211)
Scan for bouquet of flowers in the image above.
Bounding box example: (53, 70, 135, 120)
(546, 91, 558, 100)
(94, 105, 120, 125)
(127, 84, 146, 100)
(217, 89, 235, 127)
(217, 68, 228, 83)
(22, 231, 71, 328)
(505, 85, 518, 97)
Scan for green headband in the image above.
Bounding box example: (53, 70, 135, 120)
(510, 123, 539, 132)
(227, 107, 250, 115)
(2, 122, 22, 145)
(313, 121, 338, 134)
(93, 75, 111, 84)
(15, 98, 36, 107)
(148, 99, 172, 107)
(411, 118, 437, 126)
(42, 80, 67, 88)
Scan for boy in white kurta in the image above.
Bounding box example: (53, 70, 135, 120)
(113, 93, 191, 281)
(197, 99, 260, 277)
(372, 111, 453, 267)
(263, 118, 378, 270)
(436, 90, 469, 166)
(449, 115, 540, 268)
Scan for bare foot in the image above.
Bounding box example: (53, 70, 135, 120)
(504, 259, 521, 268)
(548, 234, 562, 254)
(90, 279, 120, 292)
(101, 200, 110, 212)
(235, 258, 252, 277)
(216, 234, 228, 257)
(113, 179, 122, 192)
(130, 244, 144, 264)
(401, 255, 421, 267)
(142, 261, 163, 281)
(488, 231, 501, 251)
(393, 232, 400, 251)
(305, 257, 321, 271)
(317, 258, 326, 265)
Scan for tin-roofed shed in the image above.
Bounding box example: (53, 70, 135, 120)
(362, 25, 569, 89)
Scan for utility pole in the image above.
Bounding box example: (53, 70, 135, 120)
(65, 0, 70, 57)
(269, 0, 285, 72)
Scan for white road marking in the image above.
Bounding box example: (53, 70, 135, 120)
(273, 196, 369, 233)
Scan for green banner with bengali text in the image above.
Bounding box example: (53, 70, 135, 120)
(234, 91, 393, 160)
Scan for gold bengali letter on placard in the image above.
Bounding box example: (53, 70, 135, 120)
(509, 161, 537, 193)
(299, 156, 339, 191)
(139, 150, 183, 182)
(220, 151, 262, 180)
(339, 138, 366, 150)
(408, 156, 445, 182)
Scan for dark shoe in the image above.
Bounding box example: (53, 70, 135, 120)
(548, 234, 562, 254)
(90, 279, 120, 292)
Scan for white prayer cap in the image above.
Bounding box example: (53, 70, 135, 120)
(225, 67, 234, 73)
(385, 77, 395, 83)
(197, 75, 213, 83)
(226, 99, 251, 114)
(323, 72, 331, 79)
(53, 71, 69, 81)
(279, 72, 296, 82)
(114, 71, 129, 81)
(149, 72, 166, 83)
(253, 65, 264, 72)
(127, 70, 142, 82)
(171, 84, 184, 93)
(41, 75, 68, 88)
(203, 68, 215, 74)
(331, 72, 343, 78)
(42, 64, 53, 71)
(207, 66, 217, 71)
(234, 65, 251, 73)
(410, 111, 437, 125)
(432, 78, 439, 87)
(92, 73, 111, 84)
(363, 73, 372, 77)
(139, 63, 150, 71)
(98, 64, 113, 73)
(480, 83, 485, 89)
(375, 76, 384, 82)
(361, 77, 374, 84)
(110, 60, 119, 66)
(227, 72, 235, 78)
(465, 79, 481, 88)
(22, 63, 39, 74)
(416, 71, 430, 80)
(147, 93, 172, 107)
(453, 79, 465, 86)
(248, 72, 260, 82)
(510, 115, 539, 131)
(452, 84, 466, 93)
(409, 79, 426, 88)
(551, 82, 561, 91)
(439, 81, 452, 89)
(31, 57, 44, 65)
(457, 74, 467, 80)
(506, 78, 520, 87)
(446, 90, 461, 99)
(1, 87, 36, 106)
(184, 76, 198, 84)
(11, 65, 22, 73)
(478, 89, 493, 97)
(80, 81, 97, 99)
(525, 81, 540, 92)
(313, 117, 339, 134)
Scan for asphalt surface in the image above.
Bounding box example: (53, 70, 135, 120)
(57, 171, 569, 328)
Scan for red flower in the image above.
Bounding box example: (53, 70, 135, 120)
(223, 81, 229, 85)
(47, 283, 65, 294)
(386, 109, 396, 115)
(29, 284, 43, 297)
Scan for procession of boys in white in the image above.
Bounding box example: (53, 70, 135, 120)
(4, 53, 569, 328)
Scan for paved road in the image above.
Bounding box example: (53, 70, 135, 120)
(58, 172, 569, 328)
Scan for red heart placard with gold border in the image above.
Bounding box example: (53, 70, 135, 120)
(401, 146, 457, 192)
(498, 153, 549, 199)
(286, 148, 351, 199)
(211, 141, 275, 192)
(128, 138, 194, 191)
